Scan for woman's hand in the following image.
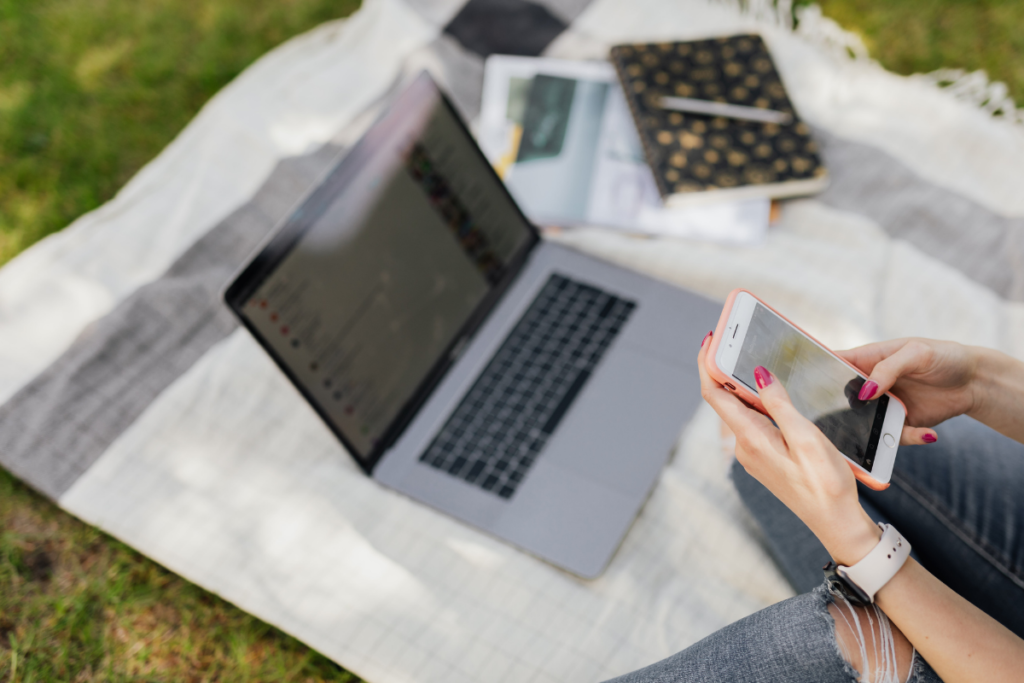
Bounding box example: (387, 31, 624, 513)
(837, 339, 978, 438)
(839, 338, 1024, 445)
(700, 334, 1024, 683)
(697, 333, 880, 566)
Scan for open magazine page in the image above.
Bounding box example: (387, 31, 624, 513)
(478, 56, 769, 245)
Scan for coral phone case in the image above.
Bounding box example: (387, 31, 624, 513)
(705, 288, 903, 491)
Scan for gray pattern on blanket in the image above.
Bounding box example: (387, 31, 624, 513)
(815, 127, 1024, 302)
(0, 145, 344, 500)
(2, 35, 1020, 512)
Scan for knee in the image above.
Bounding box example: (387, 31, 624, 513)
(828, 599, 913, 683)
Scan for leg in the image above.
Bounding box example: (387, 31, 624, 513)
(861, 415, 1024, 637)
(734, 414, 1024, 637)
(603, 582, 935, 683)
(828, 598, 915, 683)
(731, 460, 898, 593)
(732, 458, 828, 592)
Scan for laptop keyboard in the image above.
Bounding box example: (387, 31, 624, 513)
(418, 274, 636, 499)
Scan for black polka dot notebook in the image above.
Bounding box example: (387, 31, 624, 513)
(610, 34, 828, 206)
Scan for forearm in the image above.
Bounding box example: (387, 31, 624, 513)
(877, 559, 1024, 682)
(820, 515, 1024, 682)
(968, 347, 1024, 444)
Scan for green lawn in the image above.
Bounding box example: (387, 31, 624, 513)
(1, 0, 1022, 681)
(1, 3, 363, 680)
(0, 0, 360, 267)
(812, 0, 1024, 107)
(0, 472, 360, 682)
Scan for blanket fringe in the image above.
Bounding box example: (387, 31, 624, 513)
(913, 69, 1024, 125)
(719, 0, 1023, 127)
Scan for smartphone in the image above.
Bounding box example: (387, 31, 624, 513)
(705, 289, 905, 490)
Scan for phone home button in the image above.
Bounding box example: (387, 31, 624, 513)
(883, 433, 895, 448)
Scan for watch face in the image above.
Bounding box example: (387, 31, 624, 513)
(823, 561, 871, 607)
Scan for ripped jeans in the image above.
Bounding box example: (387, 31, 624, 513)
(606, 583, 938, 682)
(606, 415, 1024, 683)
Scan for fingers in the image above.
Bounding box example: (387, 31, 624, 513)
(857, 340, 932, 400)
(835, 339, 910, 375)
(697, 332, 776, 437)
(900, 425, 938, 446)
(751, 366, 819, 445)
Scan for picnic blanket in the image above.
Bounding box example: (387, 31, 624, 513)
(3, 0, 1024, 680)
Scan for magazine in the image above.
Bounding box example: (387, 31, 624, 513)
(478, 56, 770, 244)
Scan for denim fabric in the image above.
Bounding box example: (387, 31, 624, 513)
(730, 460, 920, 589)
(609, 415, 1022, 682)
(731, 461, 836, 593)
(604, 582, 941, 683)
(734, 415, 1024, 639)
(863, 416, 1024, 637)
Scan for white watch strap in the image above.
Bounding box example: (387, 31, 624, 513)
(838, 524, 911, 603)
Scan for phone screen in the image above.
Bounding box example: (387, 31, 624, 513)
(733, 303, 888, 471)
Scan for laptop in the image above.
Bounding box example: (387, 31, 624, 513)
(225, 72, 718, 578)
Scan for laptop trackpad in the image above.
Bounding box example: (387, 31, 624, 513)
(539, 348, 699, 499)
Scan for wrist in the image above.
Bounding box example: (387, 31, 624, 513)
(966, 346, 996, 422)
(816, 510, 882, 567)
(965, 346, 1024, 435)
(873, 555, 916, 605)
(827, 524, 912, 605)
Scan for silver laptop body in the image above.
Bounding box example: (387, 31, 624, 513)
(225, 73, 718, 578)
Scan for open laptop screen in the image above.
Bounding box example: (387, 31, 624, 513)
(226, 74, 537, 468)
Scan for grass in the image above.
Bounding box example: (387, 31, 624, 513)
(1, 4, 364, 681)
(0, 0, 1022, 681)
(0, 0, 359, 267)
(0, 470, 360, 682)
(811, 0, 1024, 110)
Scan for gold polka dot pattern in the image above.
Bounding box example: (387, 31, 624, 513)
(610, 34, 827, 199)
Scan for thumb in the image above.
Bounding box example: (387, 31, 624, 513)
(856, 341, 927, 401)
(753, 366, 816, 443)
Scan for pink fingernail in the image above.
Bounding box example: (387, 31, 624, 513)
(922, 433, 937, 444)
(701, 330, 713, 348)
(858, 380, 878, 401)
(754, 366, 773, 389)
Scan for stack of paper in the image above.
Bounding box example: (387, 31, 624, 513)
(478, 56, 770, 245)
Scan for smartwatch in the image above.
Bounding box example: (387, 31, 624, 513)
(823, 523, 911, 606)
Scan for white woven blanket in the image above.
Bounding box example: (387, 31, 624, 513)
(2, 1, 1023, 681)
